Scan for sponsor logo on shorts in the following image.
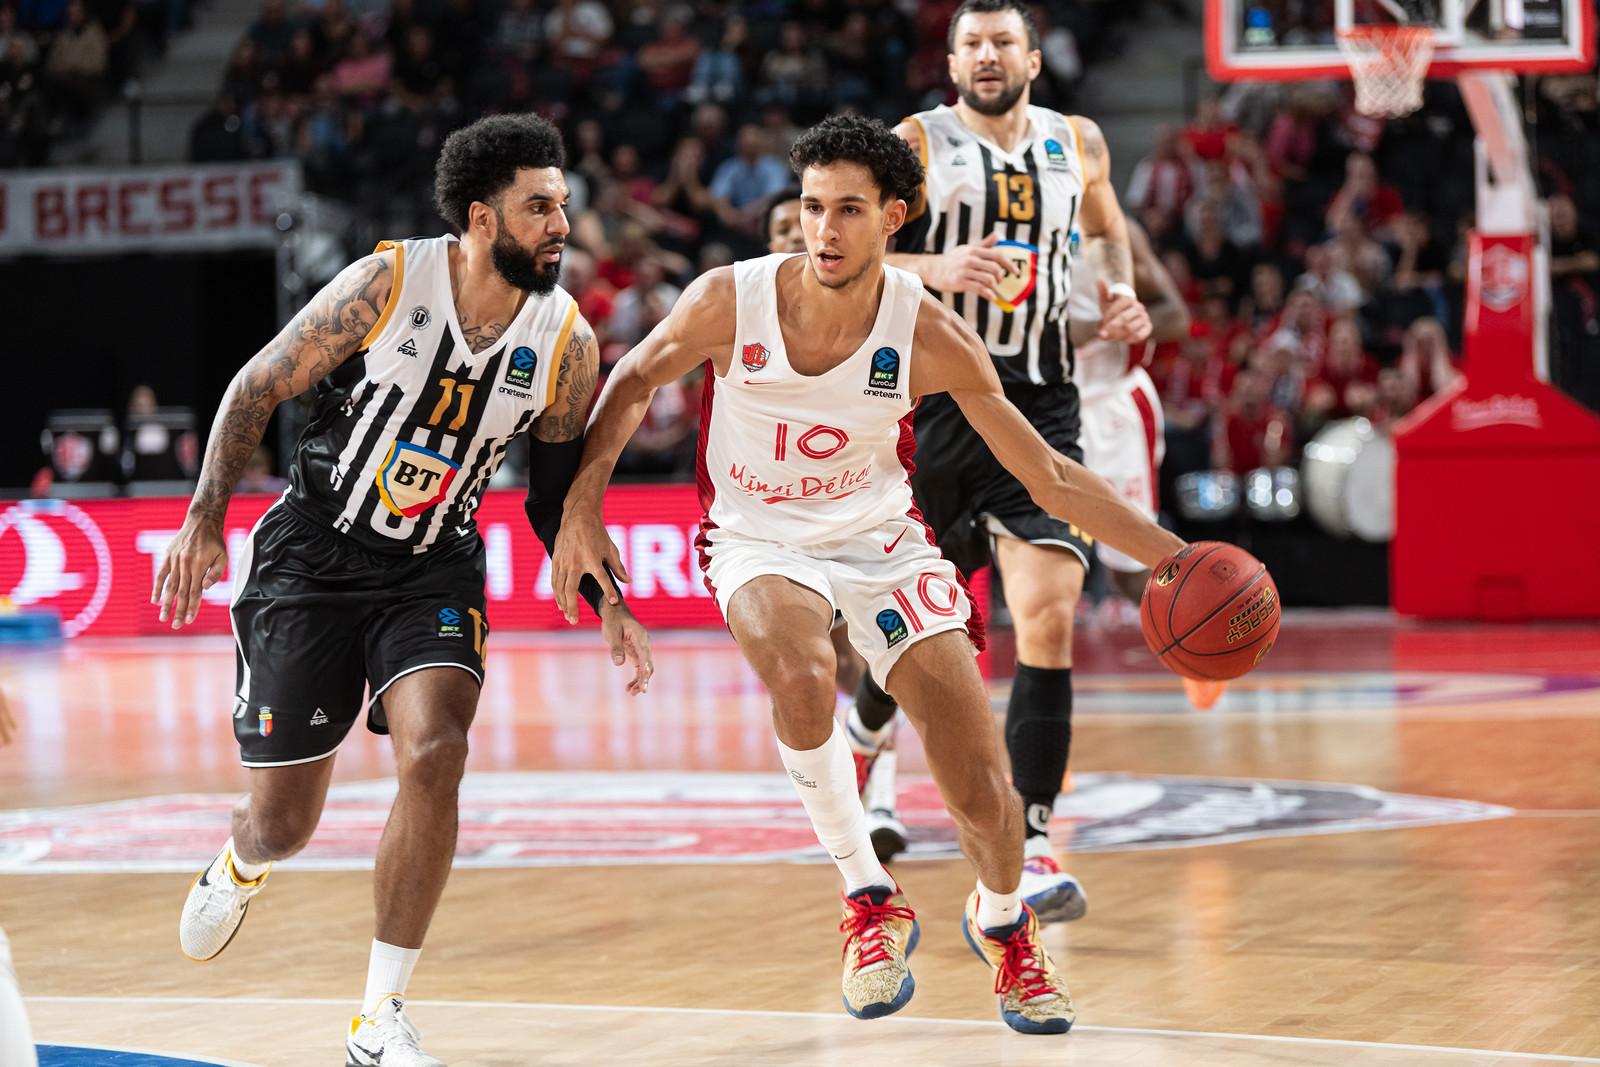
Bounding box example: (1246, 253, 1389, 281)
(437, 606, 464, 638)
(506, 346, 537, 389)
(741, 342, 770, 372)
(876, 608, 908, 648)
(257, 708, 273, 738)
(309, 708, 329, 726)
(869, 347, 900, 391)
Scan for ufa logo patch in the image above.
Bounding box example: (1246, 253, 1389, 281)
(876, 608, 908, 648)
(1043, 138, 1067, 165)
(992, 241, 1038, 313)
(870, 347, 900, 390)
(742, 342, 770, 372)
(506, 346, 538, 388)
(409, 306, 432, 330)
(376, 441, 460, 518)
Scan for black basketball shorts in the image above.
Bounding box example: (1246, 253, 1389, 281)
(229, 504, 489, 767)
(910, 381, 1094, 576)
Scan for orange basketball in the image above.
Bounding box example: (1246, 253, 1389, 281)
(1141, 542, 1280, 681)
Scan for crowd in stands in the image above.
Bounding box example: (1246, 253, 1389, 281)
(0, 0, 188, 164)
(1132, 75, 1600, 492)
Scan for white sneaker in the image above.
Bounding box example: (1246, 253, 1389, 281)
(1018, 839, 1087, 924)
(179, 845, 270, 962)
(346, 996, 446, 1066)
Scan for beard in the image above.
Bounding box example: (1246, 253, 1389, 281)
(491, 228, 562, 294)
(957, 71, 1026, 116)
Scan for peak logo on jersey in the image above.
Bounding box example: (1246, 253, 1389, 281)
(258, 708, 273, 738)
(397, 338, 419, 357)
(876, 608, 908, 648)
(741, 342, 770, 373)
(506, 346, 538, 389)
(869, 347, 900, 390)
(1044, 138, 1068, 166)
(992, 241, 1039, 313)
(409, 306, 431, 330)
(376, 441, 460, 518)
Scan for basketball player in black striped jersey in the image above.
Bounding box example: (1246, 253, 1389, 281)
(845, 0, 1153, 922)
(153, 114, 652, 1066)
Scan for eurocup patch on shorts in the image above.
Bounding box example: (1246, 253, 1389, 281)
(376, 441, 460, 518)
(993, 241, 1039, 313)
(876, 608, 909, 648)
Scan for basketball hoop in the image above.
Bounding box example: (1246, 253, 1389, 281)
(1337, 25, 1436, 117)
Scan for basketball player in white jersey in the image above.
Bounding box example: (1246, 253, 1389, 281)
(841, 0, 1149, 922)
(552, 115, 1184, 1034)
(0, 689, 39, 1067)
(154, 114, 652, 1066)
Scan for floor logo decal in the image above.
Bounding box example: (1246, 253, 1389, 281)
(0, 772, 1510, 873)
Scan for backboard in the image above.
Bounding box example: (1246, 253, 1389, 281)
(1206, 0, 1594, 79)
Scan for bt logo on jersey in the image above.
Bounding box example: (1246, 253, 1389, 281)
(376, 441, 460, 518)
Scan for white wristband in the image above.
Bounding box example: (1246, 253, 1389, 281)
(1105, 282, 1137, 302)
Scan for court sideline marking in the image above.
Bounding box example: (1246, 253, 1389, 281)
(25, 995, 1600, 1063)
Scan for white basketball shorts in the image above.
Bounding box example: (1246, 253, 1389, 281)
(700, 513, 984, 687)
(1079, 367, 1166, 574)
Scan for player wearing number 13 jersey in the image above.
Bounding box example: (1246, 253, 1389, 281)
(552, 115, 1183, 1032)
(155, 115, 652, 1067)
(845, 0, 1156, 926)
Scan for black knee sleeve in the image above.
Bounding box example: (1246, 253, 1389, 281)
(1004, 665, 1072, 835)
(853, 671, 898, 732)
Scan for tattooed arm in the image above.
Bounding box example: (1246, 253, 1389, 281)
(1071, 115, 1151, 344)
(153, 250, 396, 628)
(532, 317, 599, 443)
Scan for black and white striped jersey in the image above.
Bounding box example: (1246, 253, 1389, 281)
(898, 105, 1086, 387)
(283, 234, 578, 554)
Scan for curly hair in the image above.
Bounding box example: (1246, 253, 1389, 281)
(947, 0, 1040, 52)
(433, 113, 566, 232)
(788, 115, 924, 206)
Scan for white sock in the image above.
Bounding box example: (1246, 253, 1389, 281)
(215, 838, 269, 883)
(777, 721, 892, 893)
(976, 880, 1023, 931)
(844, 703, 894, 753)
(0, 930, 39, 1067)
(362, 940, 421, 1017)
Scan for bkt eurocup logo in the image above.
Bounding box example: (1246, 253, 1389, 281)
(0, 500, 113, 637)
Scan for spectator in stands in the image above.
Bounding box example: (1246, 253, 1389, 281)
(1326, 151, 1404, 239)
(222, 38, 264, 103)
(329, 30, 389, 101)
(1302, 317, 1378, 431)
(45, 0, 106, 124)
(1266, 287, 1329, 372)
(1187, 203, 1250, 300)
(275, 28, 321, 99)
(709, 122, 790, 238)
(1127, 125, 1195, 231)
(1214, 365, 1293, 474)
(1186, 157, 1262, 249)
(609, 256, 681, 349)
(1549, 193, 1599, 282)
(758, 21, 825, 109)
(190, 91, 248, 161)
(1182, 94, 1237, 162)
(1242, 262, 1285, 334)
(545, 0, 612, 72)
(1326, 211, 1390, 298)
(652, 135, 715, 243)
(685, 13, 748, 106)
(1396, 317, 1460, 403)
(236, 446, 288, 494)
(1297, 243, 1364, 316)
(246, 0, 293, 63)
(636, 9, 698, 106)
(1387, 209, 1451, 327)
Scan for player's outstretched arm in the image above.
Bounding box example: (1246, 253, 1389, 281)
(525, 314, 653, 693)
(153, 249, 396, 629)
(1072, 115, 1151, 344)
(551, 267, 735, 623)
(913, 297, 1184, 569)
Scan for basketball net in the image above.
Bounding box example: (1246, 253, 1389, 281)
(1337, 25, 1436, 117)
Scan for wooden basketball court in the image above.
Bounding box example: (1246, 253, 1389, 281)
(3, 611, 1598, 1065)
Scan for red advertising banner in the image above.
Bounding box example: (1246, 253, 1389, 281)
(0, 161, 302, 256)
(0, 487, 728, 637)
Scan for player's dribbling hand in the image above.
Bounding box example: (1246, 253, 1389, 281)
(930, 232, 1013, 302)
(1097, 279, 1153, 343)
(153, 517, 227, 630)
(551, 511, 632, 625)
(600, 602, 654, 696)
